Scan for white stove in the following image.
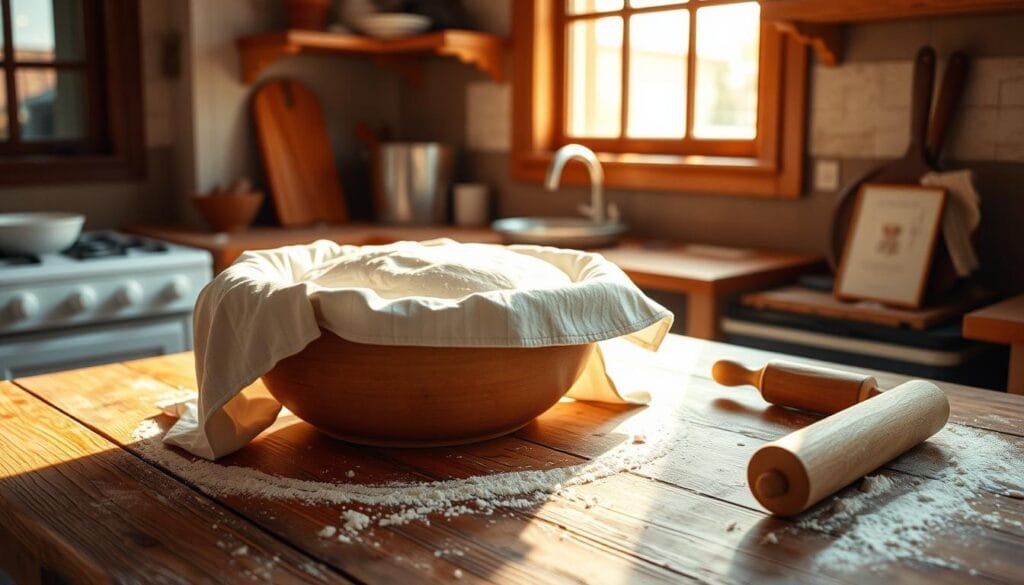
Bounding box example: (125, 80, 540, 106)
(0, 232, 212, 379)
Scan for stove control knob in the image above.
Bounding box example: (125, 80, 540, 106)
(8, 293, 40, 320)
(165, 276, 191, 301)
(116, 280, 144, 307)
(67, 287, 97, 313)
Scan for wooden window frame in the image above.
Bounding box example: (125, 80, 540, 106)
(0, 0, 144, 185)
(511, 0, 808, 198)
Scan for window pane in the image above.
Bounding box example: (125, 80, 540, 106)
(0, 77, 7, 140)
(629, 0, 688, 7)
(566, 16, 622, 138)
(693, 2, 759, 139)
(627, 10, 687, 139)
(16, 69, 87, 140)
(12, 0, 85, 62)
(567, 0, 624, 15)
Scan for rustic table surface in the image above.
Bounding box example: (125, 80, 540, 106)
(1, 336, 1022, 584)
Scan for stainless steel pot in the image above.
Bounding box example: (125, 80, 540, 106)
(378, 142, 453, 224)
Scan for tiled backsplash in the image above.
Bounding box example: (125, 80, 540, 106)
(466, 81, 511, 152)
(811, 57, 1024, 162)
(464, 58, 1024, 163)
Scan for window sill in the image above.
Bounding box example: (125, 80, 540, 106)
(0, 152, 146, 185)
(509, 150, 802, 198)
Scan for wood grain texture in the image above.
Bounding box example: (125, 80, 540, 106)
(253, 79, 348, 227)
(743, 285, 993, 330)
(8, 335, 1024, 584)
(963, 293, 1024, 345)
(761, 0, 1024, 23)
(711, 359, 880, 416)
(748, 379, 949, 515)
(0, 381, 348, 584)
(237, 29, 506, 84)
(964, 294, 1024, 395)
(262, 332, 594, 446)
(599, 243, 822, 292)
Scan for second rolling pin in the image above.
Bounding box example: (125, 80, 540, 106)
(747, 379, 949, 516)
(712, 359, 883, 415)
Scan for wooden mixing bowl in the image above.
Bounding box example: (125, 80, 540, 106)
(261, 331, 595, 447)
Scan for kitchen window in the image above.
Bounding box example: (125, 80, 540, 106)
(511, 0, 808, 197)
(0, 0, 144, 184)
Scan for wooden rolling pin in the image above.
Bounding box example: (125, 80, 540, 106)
(747, 379, 949, 516)
(712, 359, 883, 415)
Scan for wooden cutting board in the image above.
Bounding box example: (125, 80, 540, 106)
(253, 79, 348, 226)
(742, 284, 993, 330)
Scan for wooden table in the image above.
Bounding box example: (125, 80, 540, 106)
(2, 337, 1022, 584)
(127, 224, 821, 340)
(964, 293, 1024, 395)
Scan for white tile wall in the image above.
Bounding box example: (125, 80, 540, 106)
(465, 81, 511, 152)
(463, 54, 1024, 163)
(810, 57, 1024, 162)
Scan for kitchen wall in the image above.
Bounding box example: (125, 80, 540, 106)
(183, 0, 401, 224)
(396, 2, 1024, 292)
(0, 0, 402, 229)
(4, 1, 1020, 291)
(0, 1, 190, 230)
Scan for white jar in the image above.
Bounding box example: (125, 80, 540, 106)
(453, 183, 490, 227)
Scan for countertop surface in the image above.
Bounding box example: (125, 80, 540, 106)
(2, 336, 1022, 584)
(126, 223, 823, 289)
(126, 223, 824, 340)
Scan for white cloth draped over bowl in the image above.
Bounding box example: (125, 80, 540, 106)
(162, 239, 674, 460)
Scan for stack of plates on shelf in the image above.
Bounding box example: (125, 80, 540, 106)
(356, 13, 431, 39)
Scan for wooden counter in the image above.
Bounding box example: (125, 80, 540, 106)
(127, 224, 822, 340)
(2, 337, 1022, 583)
(964, 293, 1024, 394)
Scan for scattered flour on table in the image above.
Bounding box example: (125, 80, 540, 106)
(790, 423, 1024, 572)
(316, 526, 337, 539)
(132, 418, 671, 541)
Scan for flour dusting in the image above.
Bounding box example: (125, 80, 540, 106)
(793, 423, 1024, 571)
(133, 418, 671, 539)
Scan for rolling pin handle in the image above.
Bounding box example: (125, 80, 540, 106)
(712, 359, 762, 389)
(755, 470, 789, 499)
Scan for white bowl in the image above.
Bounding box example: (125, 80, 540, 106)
(0, 212, 85, 256)
(356, 13, 431, 39)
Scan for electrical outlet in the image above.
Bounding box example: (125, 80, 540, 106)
(813, 159, 840, 192)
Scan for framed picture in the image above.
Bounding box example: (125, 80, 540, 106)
(835, 183, 946, 309)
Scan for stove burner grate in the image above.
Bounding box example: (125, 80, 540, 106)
(62, 232, 169, 260)
(0, 253, 42, 266)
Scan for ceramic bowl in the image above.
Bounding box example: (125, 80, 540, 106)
(356, 13, 432, 39)
(192, 193, 263, 233)
(0, 212, 85, 256)
(261, 330, 594, 447)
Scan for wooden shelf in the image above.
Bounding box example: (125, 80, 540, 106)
(236, 29, 505, 84)
(761, 0, 1024, 23)
(762, 0, 1024, 65)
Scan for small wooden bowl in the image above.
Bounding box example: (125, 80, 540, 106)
(192, 193, 263, 233)
(261, 331, 595, 447)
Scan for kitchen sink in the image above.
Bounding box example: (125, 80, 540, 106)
(491, 217, 627, 249)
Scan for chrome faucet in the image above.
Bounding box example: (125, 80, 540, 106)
(544, 144, 618, 224)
